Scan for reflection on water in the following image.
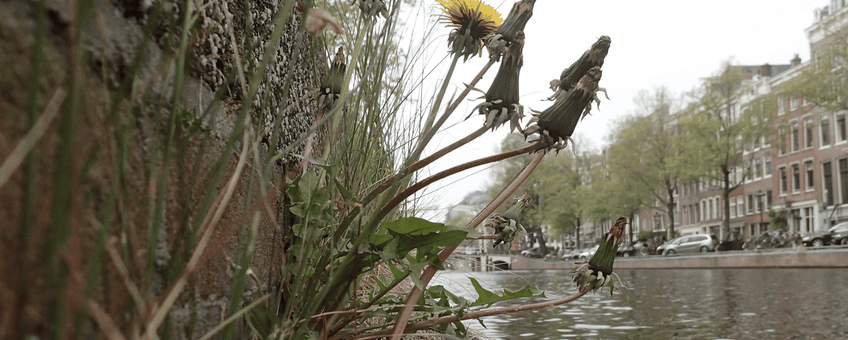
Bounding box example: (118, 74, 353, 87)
(431, 268, 848, 339)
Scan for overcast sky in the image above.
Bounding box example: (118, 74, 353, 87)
(404, 0, 822, 222)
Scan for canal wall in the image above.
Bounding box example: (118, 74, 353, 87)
(510, 247, 848, 270)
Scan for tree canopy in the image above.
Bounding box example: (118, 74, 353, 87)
(677, 61, 778, 240)
(607, 87, 684, 237)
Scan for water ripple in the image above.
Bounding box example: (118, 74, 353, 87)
(432, 268, 848, 339)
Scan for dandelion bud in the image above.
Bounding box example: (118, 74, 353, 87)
(485, 194, 531, 248)
(495, 0, 535, 44)
(479, 31, 525, 132)
(588, 216, 626, 276)
(359, 0, 388, 17)
(318, 47, 346, 108)
(550, 36, 610, 100)
(571, 217, 628, 296)
(522, 66, 604, 152)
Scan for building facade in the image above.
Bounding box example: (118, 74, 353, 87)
(638, 1, 848, 242)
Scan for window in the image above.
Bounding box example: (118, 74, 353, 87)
(824, 161, 834, 207)
(745, 161, 752, 181)
(805, 116, 814, 148)
(778, 125, 787, 155)
(766, 189, 773, 209)
(737, 196, 745, 217)
(821, 114, 832, 147)
(765, 155, 772, 176)
(790, 97, 800, 111)
(715, 197, 720, 219)
(805, 161, 814, 191)
(838, 112, 847, 143)
(779, 166, 787, 194)
(840, 159, 848, 204)
(792, 164, 801, 192)
(791, 120, 799, 152)
(777, 95, 785, 114)
(803, 207, 814, 233)
(701, 201, 706, 221)
(730, 199, 737, 218)
(747, 194, 754, 214)
(707, 199, 715, 219)
(754, 158, 762, 179)
(695, 204, 700, 223)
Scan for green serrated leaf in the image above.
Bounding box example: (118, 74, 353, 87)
(387, 261, 405, 279)
(407, 262, 428, 290)
(332, 177, 359, 203)
(382, 217, 446, 235)
(297, 171, 320, 201)
(427, 256, 445, 271)
(395, 230, 468, 255)
(469, 277, 545, 307)
(453, 320, 468, 337)
(370, 232, 392, 247)
(379, 237, 399, 262)
(294, 154, 329, 167)
(247, 304, 278, 340)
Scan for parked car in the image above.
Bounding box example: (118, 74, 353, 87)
(657, 234, 718, 256)
(800, 222, 848, 247)
(578, 245, 599, 260)
(655, 236, 681, 255)
(545, 248, 563, 260)
(616, 242, 636, 257)
(832, 227, 848, 245)
(633, 231, 668, 255)
(716, 230, 745, 251)
(520, 246, 544, 258)
(745, 230, 792, 249)
(562, 248, 584, 261)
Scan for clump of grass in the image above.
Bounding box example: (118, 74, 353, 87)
(0, 0, 623, 339)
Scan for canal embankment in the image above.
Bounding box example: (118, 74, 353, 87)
(509, 246, 848, 270)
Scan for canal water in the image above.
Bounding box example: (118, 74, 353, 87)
(431, 268, 848, 339)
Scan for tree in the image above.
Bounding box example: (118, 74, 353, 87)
(784, 29, 848, 112)
(533, 151, 594, 247)
(488, 134, 593, 249)
(590, 150, 652, 243)
(678, 61, 777, 241)
(607, 87, 684, 237)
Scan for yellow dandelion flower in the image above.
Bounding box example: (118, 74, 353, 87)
(437, 0, 503, 59)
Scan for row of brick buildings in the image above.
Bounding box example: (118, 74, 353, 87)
(449, 1, 848, 252)
(626, 1, 848, 243)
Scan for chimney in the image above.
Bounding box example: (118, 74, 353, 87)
(791, 54, 801, 67)
(760, 63, 772, 77)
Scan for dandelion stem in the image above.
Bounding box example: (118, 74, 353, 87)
(380, 289, 588, 337)
(334, 57, 498, 238)
(388, 150, 546, 340)
(419, 53, 462, 143)
(380, 144, 536, 218)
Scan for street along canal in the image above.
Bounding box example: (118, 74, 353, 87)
(432, 268, 848, 339)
